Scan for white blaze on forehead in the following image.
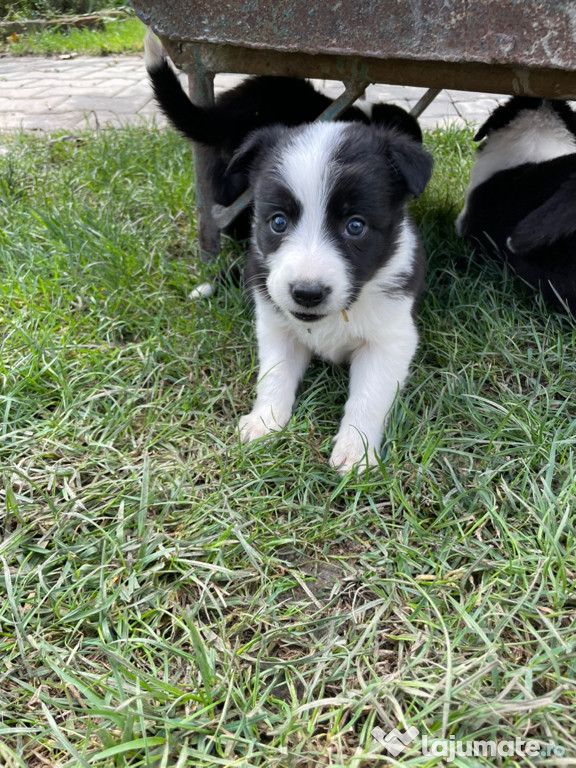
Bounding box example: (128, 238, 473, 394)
(264, 122, 352, 311)
(278, 121, 347, 233)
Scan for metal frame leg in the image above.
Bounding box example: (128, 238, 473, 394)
(188, 61, 221, 261)
(410, 87, 442, 118)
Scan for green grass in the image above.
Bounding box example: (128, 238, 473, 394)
(0, 124, 575, 767)
(1, 1, 123, 19)
(1, 12, 143, 56)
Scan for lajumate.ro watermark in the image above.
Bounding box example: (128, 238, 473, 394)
(371, 725, 566, 761)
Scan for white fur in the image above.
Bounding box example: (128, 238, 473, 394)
(144, 28, 166, 70)
(189, 281, 216, 299)
(456, 101, 576, 235)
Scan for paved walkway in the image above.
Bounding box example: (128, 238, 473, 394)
(0, 53, 507, 133)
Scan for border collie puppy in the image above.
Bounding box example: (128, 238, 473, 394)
(144, 30, 369, 240)
(232, 120, 433, 473)
(456, 97, 576, 313)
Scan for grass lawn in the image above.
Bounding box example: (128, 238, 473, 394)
(0, 123, 575, 767)
(0, 12, 143, 57)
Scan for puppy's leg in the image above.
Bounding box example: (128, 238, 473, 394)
(330, 324, 418, 474)
(239, 303, 311, 442)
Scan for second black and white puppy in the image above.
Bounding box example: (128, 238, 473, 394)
(456, 97, 576, 313)
(233, 120, 433, 473)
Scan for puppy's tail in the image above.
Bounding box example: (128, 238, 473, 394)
(144, 28, 223, 146)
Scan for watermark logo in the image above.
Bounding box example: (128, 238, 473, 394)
(371, 725, 566, 761)
(371, 726, 419, 756)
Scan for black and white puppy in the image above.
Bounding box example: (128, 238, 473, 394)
(456, 97, 576, 313)
(233, 120, 433, 473)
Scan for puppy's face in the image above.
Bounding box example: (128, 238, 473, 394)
(234, 121, 432, 322)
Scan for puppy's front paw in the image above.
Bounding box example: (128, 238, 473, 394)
(238, 407, 288, 443)
(329, 429, 380, 474)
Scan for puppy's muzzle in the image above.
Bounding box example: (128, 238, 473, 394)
(290, 282, 332, 308)
(289, 282, 332, 322)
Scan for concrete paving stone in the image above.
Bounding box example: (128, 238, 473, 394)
(0, 69, 42, 82)
(112, 82, 152, 97)
(64, 94, 152, 113)
(455, 97, 502, 117)
(413, 98, 460, 117)
(0, 94, 69, 111)
(9, 84, 98, 99)
(65, 67, 117, 80)
(98, 77, 148, 95)
(0, 59, 36, 75)
(0, 78, 38, 89)
(0, 113, 82, 131)
(137, 104, 166, 119)
(93, 60, 145, 74)
(382, 84, 429, 100)
(446, 89, 508, 102)
(0, 54, 514, 133)
(12, 78, 87, 91)
(366, 84, 412, 101)
(79, 110, 156, 130)
(54, 62, 117, 76)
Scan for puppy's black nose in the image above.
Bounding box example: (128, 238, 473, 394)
(290, 283, 331, 308)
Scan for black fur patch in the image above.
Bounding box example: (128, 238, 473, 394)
(462, 155, 576, 313)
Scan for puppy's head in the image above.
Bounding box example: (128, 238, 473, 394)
(229, 121, 432, 322)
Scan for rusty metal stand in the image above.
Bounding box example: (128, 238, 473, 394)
(410, 87, 442, 118)
(188, 60, 220, 262)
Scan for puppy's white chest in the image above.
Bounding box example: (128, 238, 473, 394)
(289, 314, 359, 363)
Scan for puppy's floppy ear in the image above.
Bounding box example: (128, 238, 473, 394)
(507, 173, 576, 254)
(380, 130, 434, 198)
(226, 125, 287, 182)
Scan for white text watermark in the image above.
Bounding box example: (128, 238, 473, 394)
(372, 726, 566, 761)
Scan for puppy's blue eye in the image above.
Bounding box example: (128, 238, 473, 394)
(270, 214, 288, 234)
(345, 217, 366, 238)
